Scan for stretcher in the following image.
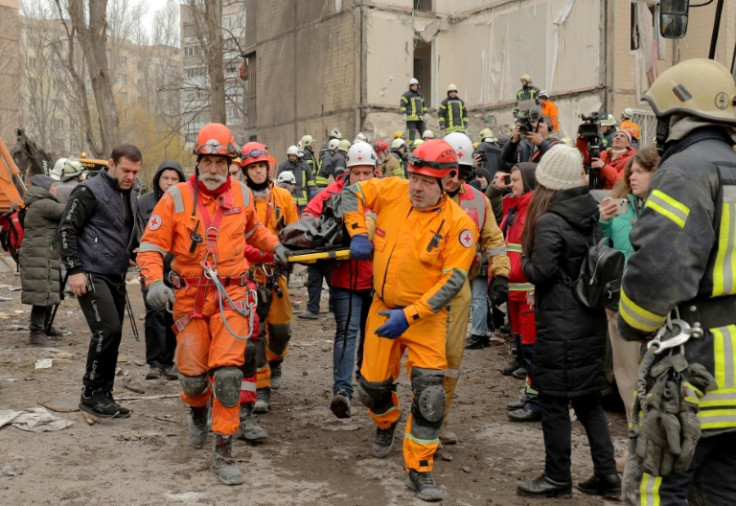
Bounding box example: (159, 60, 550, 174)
(285, 248, 350, 264)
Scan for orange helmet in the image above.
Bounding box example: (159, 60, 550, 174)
(407, 139, 458, 179)
(193, 123, 239, 158)
(373, 140, 389, 155)
(240, 142, 270, 167)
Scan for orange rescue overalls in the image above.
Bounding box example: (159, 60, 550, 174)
(342, 177, 477, 472)
(138, 179, 279, 435)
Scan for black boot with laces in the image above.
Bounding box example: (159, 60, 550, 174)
(406, 469, 443, 502)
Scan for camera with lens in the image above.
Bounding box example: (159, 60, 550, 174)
(577, 112, 603, 188)
(517, 99, 541, 136)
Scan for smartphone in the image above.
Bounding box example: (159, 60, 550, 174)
(504, 175, 511, 185)
(613, 198, 628, 216)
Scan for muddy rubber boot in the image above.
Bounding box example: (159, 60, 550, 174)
(212, 434, 244, 486)
(189, 405, 209, 449)
(407, 469, 444, 502)
(268, 360, 282, 390)
(237, 402, 268, 442)
(253, 387, 270, 413)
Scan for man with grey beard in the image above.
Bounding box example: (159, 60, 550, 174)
(137, 123, 289, 486)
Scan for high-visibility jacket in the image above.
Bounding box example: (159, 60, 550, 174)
(500, 191, 534, 300)
(377, 153, 403, 178)
(243, 183, 299, 264)
(619, 118, 641, 139)
(137, 177, 278, 284)
(439, 96, 468, 133)
(277, 159, 314, 207)
(302, 147, 319, 175)
(450, 183, 509, 280)
(400, 90, 427, 122)
(540, 100, 559, 133)
(618, 127, 736, 434)
(342, 177, 477, 323)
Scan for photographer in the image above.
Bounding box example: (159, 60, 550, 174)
(502, 115, 558, 166)
(590, 129, 636, 189)
(475, 128, 505, 179)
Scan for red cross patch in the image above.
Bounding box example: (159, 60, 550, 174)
(148, 214, 162, 231)
(459, 229, 474, 248)
(458, 150, 465, 159)
(357, 155, 364, 161)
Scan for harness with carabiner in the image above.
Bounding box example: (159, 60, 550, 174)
(170, 181, 257, 340)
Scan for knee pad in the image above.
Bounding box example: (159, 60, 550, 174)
(267, 323, 291, 357)
(253, 334, 267, 369)
(241, 339, 257, 377)
(212, 367, 243, 408)
(356, 377, 395, 415)
(410, 368, 446, 439)
(180, 374, 209, 397)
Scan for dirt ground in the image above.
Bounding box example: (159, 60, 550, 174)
(0, 261, 627, 505)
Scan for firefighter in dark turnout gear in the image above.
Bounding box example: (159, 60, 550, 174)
(617, 58, 736, 505)
(438, 83, 468, 134)
(277, 145, 314, 210)
(400, 78, 429, 141)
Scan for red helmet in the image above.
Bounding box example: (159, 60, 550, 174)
(407, 139, 458, 178)
(193, 123, 239, 158)
(373, 140, 389, 154)
(240, 142, 270, 167)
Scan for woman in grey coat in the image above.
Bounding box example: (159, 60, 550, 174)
(20, 161, 84, 345)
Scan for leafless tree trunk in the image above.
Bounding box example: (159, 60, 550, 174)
(204, 0, 226, 123)
(66, 0, 120, 156)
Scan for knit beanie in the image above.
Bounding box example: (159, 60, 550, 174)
(535, 145, 584, 190)
(512, 162, 537, 193)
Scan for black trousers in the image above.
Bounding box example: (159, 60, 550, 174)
(79, 273, 126, 392)
(406, 120, 425, 141)
(306, 261, 333, 315)
(539, 392, 616, 483)
(29, 305, 52, 331)
(140, 280, 177, 369)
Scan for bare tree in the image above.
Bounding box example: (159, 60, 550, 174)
(64, 0, 120, 155)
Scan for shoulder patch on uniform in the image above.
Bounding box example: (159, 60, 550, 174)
(148, 214, 163, 231)
(459, 229, 474, 248)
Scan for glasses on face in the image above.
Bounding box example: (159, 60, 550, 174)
(242, 149, 267, 160)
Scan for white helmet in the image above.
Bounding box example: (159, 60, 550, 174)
(300, 134, 315, 148)
(346, 141, 377, 168)
(277, 171, 296, 184)
(391, 138, 406, 150)
(422, 129, 435, 140)
(328, 138, 340, 151)
(538, 90, 550, 99)
(447, 83, 458, 93)
(622, 107, 634, 119)
(409, 77, 419, 86)
(286, 145, 299, 156)
(329, 127, 343, 139)
(354, 132, 367, 143)
(443, 132, 474, 170)
(51, 157, 68, 181)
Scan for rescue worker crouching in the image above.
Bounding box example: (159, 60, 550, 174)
(341, 139, 477, 502)
(239, 142, 299, 428)
(617, 59, 736, 505)
(137, 123, 289, 486)
(439, 132, 510, 443)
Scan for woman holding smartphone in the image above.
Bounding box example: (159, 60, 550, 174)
(598, 146, 660, 470)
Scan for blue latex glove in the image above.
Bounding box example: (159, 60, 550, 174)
(350, 233, 373, 260)
(375, 309, 409, 339)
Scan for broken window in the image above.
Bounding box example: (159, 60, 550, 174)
(413, 40, 432, 108)
(413, 0, 432, 12)
(631, 2, 664, 59)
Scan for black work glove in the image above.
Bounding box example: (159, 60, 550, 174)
(273, 244, 289, 270)
(489, 275, 509, 307)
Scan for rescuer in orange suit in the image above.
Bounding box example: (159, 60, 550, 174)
(239, 142, 299, 428)
(341, 139, 477, 502)
(137, 123, 289, 486)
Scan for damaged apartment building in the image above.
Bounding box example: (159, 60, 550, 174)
(241, 0, 734, 155)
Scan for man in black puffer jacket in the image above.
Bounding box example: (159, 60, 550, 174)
(136, 161, 185, 381)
